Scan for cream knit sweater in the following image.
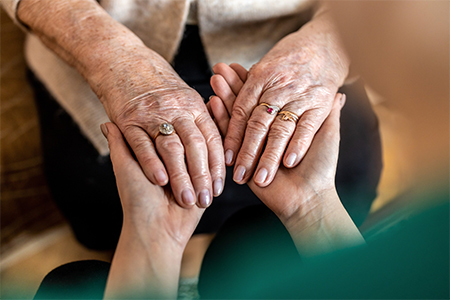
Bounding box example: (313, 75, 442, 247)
(2, 0, 315, 155)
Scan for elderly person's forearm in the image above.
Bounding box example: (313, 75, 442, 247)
(18, 0, 225, 208)
(17, 0, 180, 104)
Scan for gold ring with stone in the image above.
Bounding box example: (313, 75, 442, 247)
(154, 122, 175, 140)
(259, 103, 280, 115)
(278, 111, 299, 122)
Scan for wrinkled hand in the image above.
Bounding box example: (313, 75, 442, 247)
(224, 14, 349, 187)
(210, 68, 345, 221)
(103, 122, 204, 247)
(247, 93, 345, 222)
(96, 49, 225, 209)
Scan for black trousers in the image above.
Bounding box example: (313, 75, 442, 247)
(29, 25, 382, 250)
(34, 201, 450, 299)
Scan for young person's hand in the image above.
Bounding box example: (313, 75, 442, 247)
(101, 122, 205, 298)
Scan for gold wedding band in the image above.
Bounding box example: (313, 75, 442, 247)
(278, 111, 299, 122)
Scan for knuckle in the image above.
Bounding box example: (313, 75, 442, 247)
(127, 136, 149, 154)
(190, 172, 211, 186)
(262, 151, 281, 166)
(269, 123, 293, 139)
(184, 133, 206, 148)
(140, 156, 161, 168)
(233, 105, 250, 121)
(238, 150, 256, 164)
(158, 138, 185, 154)
(169, 170, 190, 186)
(246, 118, 269, 132)
(297, 118, 317, 134)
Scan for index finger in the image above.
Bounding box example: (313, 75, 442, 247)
(223, 77, 263, 165)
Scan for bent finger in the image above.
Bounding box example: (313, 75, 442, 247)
(210, 74, 236, 115)
(155, 130, 197, 208)
(210, 95, 231, 136)
(195, 112, 226, 197)
(253, 115, 297, 187)
(175, 118, 213, 208)
(212, 62, 244, 96)
(122, 125, 169, 186)
(224, 78, 263, 166)
(283, 108, 329, 168)
(230, 63, 248, 82)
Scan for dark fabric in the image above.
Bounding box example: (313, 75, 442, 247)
(34, 260, 110, 300)
(28, 25, 381, 250)
(199, 197, 449, 299)
(35, 198, 449, 299)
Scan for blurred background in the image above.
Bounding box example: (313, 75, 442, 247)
(0, 4, 425, 299)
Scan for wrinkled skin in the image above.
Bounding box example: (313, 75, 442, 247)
(223, 11, 349, 187)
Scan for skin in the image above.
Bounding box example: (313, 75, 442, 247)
(102, 89, 363, 297)
(17, 0, 225, 209)
(223, 8, 350, 188)
(210, 64, 364, 255)
(102, 122, 205, 299)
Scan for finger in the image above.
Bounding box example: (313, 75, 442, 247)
(121, 125, 169, 186)
(210, 74, 236, 115)
(253, 114, 297, 187)
(154, 129, 197, 208)
(104, 123, 141, 183)
(229, 63, 248, 82)
(174, 118, 214, 208)
(233, 103, 277, 184)
(195, 112, 226, 197)
(283, 107, 330, 169)
(224, 78, 264, 166)
(306, 93, 345, 166)
(210, 95, 231, 136)
(212, 63, 244, 96)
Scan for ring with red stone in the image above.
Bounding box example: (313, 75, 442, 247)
(259, 103, 280, 115)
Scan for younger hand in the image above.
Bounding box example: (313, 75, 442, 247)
(103, 122, 204, 247)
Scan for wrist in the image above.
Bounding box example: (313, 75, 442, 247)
(280, 187, 341, 231)
(281, 188, 364, 256)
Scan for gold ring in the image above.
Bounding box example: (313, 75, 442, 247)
(278, 111, 299, 122)
(259, 103, 280, 115)
(154, 123, 175, 140)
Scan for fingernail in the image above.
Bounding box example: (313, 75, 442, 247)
(199, 190, 211, 207)
(233, 165, 246, 182)
(340, 93, 346, 107)
(213, 178, 223, 196)
(254, 168, 268, 184)
(209, 95, 214, 100)
(286, 153, 297, 167)
(225, 150, 234, 165)
(155, 170, 168, 185)
(100, 123, 108, 139)
(182, 189, 196, 206)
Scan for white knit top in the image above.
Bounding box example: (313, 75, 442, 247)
(2, 0, 315, 155)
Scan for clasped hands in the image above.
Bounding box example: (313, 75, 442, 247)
(104, 60, 348, 248)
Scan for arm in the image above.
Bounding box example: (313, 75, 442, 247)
(101, 122, 204, 298)
(17, 0, 225, 208)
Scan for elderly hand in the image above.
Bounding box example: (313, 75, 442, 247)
(17, 0, 225, 209)
(211, 70, 363, 255)
(223, 12, 349, 187)
(97, 53, 225, 209)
